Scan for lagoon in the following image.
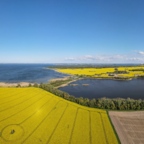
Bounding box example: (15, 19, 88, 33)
(59, 79, 144, 99)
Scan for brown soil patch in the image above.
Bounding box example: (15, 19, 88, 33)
(109, 111, 144, 144)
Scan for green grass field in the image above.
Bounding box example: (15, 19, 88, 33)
(0, 88, 118, 144)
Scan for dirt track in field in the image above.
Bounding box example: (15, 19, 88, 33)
(109, 111, 144, 144)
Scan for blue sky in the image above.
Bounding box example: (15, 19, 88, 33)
(0, 0, 144, 63)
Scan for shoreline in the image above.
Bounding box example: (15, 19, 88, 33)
(0, 82, 34, 87)
(49, 75, 83, 88)
(55, 79, 81, 88)
(0, 76, 142, 88)
(55, 77, 133, 89)
(84, 77, 133, 81)
(49, 76, 71, 82)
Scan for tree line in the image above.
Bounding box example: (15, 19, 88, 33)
(33, 83, 144, 110)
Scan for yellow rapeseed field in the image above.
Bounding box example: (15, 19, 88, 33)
(56, 66, 144, 78)
(0, 88, 118, 144)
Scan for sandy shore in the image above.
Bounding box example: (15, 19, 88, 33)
(49, 76, 71, 82)
(0, 82, 34, 87)
(55, 79, 79, 88)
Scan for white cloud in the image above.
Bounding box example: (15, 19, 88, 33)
(138, 51, 144, 55)
(111, 55, 126, 59)
(127, 57, 144, 61)
(84, 55, 95, 60)
(64, 54, 144, 63)
(65, 57, 77, 61)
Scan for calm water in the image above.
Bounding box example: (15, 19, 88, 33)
(59, 79, 144, 99)
(0, 64, 68, 83)
(1, 64, 144, 99)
